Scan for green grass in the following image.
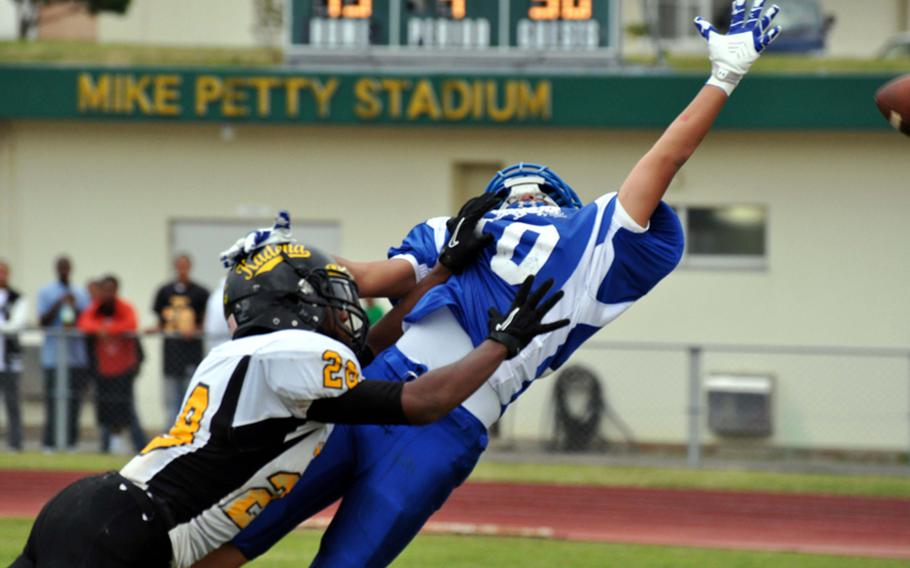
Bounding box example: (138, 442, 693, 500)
(0, 518, 904, 568)
(2, 40, 910, 73)
(0, 40, 282, 67)
(647, 54, 910, 74)
(2, 452, 908, 498)
(470, 461, 910, 498)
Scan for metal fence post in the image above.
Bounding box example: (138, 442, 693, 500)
(54, 329, 69, 451)
(687, 346, 702, 469)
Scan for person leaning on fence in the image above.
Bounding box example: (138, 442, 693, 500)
(0, 259, 26, 451)
(150, 254, 209, 421)
(36, 255, 91, 451)
(77, 275, 147, 454)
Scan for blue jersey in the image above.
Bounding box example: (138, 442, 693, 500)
(390, 193, 683, 408)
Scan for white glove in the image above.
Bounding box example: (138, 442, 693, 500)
(220, 210, 294, 268)
(694, 0, 782, 96)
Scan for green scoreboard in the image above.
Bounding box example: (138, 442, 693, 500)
(286, 0, 620, 67)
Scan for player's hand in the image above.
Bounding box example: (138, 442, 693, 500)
(694, 0, 782, 96)
(438, 193, 499, 274)
(487, 276, 569, 359)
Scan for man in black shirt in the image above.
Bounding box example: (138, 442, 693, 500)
(150, 254, 209, 421)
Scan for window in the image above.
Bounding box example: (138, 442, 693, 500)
(648, 0, 728, 51)
(452, 162, 502, 213)
(672, 204, 767, 269)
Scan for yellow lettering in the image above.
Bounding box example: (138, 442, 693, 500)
(310, 78, 339, 118)
(154, 75, 181, 116)
(224, 488, 272, 529)
(223, 78, 249, 117)
(141, 384, 210, 454)
(354, 78, 382, 120)
(248, 76, 281, 117)
(441, 80, 471, 121)
(122, 75, 152, 114)
(381, 79, 411, 119)
(406, 80, 441, 121)
(518, 80, 551, 120)
(221, 471, 301, 529)
(80, 73, 108, 112)
(113, 75, 126, 113)
(267, 472, 300, 498)
(487, 80, 518, 122)
(285, 78, 310, 116)
(472, 80, 484, 120)
(195, 76, 223, 116)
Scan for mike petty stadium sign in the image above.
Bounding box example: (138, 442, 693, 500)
(0, 65, 895, 129)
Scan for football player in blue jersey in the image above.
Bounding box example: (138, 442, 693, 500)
(200, 2, 783, 566)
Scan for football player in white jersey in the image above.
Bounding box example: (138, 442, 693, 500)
(215, 2, 784, 567)
(11, 202, 567, 568)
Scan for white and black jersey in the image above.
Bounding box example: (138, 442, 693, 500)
(120, 329, 362, 567)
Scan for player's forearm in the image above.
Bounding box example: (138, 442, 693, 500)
(365, 263, 450, 356)
(335, 257, 416, 299)
(400, 340, 507, 425)
(618, 86, 727, 226)
(655, 85, 727, 165)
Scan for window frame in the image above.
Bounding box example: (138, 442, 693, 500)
(672, 203, 769, 271)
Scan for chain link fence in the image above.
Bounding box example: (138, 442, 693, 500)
(3, 331, 909, 472)
(493, 341, 910, 472)
(0, 329, 229, 454)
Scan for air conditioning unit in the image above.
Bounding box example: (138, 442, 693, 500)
(705, 374, 773, 438)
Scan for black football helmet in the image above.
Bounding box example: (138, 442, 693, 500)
(223, 242, 368, 352)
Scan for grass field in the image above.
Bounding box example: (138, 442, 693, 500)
(1, 452, 907, 498)
(0, 454, 907, 565)
(0, 518, 906, 568)
(2, 40, 910, 74)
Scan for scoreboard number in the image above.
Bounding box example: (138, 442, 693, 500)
(529, 0, 592, 21)
(289, 0, 616, 63)
(326, 0, 372, 18)
(445, 0, 466, 20)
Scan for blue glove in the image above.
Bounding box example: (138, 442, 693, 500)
(694, 0, 782, 96)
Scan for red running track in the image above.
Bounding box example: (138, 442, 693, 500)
(2, 470, 909, 559)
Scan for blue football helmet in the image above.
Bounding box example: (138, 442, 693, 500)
(483, 163, 583, 209)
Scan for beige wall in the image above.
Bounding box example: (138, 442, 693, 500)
(2, 120, 908, 444)
(98, 0, 257, 46)
(38, 2, 96, 42)
(96, 0, 910, 57)
(823, 0, 906, 57)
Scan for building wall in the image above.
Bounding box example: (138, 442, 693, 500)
(95, 0, 909, 57)
(823, 0, 906, 57)
(98, 0, 257, 47)
(1, 119, 908, 443)
(38, 2, 96, 41)
(0, 1, 17, 40)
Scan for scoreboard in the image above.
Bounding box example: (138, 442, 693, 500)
(286, 0, 620, 68)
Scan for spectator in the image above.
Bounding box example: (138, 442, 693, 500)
(150, 253, 208, 421)
(37, 256, 90, 451)
(77, 275, 146, 454)
(0, 259, 26, 451)
(203, 276, 230, 353)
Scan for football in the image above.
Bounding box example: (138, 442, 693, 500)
(874, 74, 910, 136)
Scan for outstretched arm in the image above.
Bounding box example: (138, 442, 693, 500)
(308, 275, 568, 426)
(335, 257, 417, 299)
(618, 0, 781, 227)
